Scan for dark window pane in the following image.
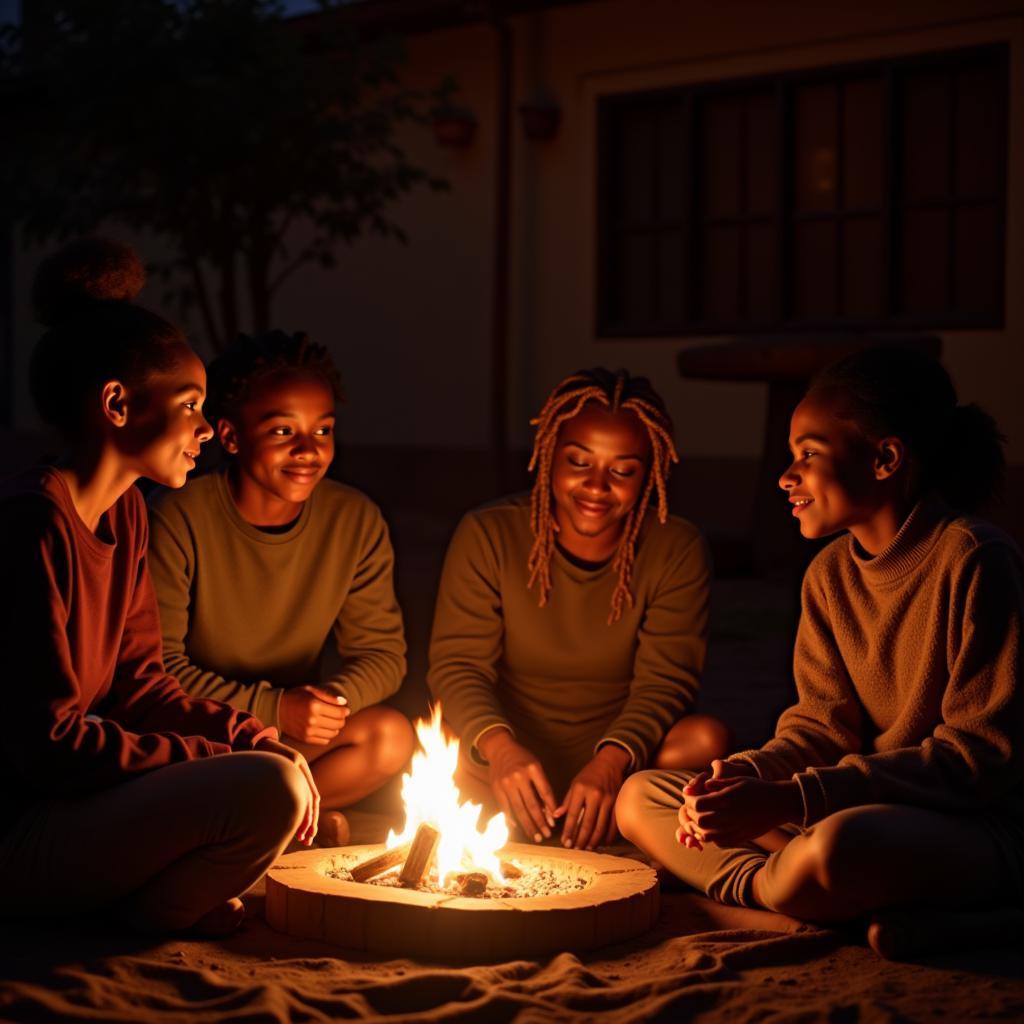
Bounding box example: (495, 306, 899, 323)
(796, 83, 838, 211)
(955, 65, 999, 197)
(900, 208, 949, 313)
(702, 225, 740, 321)
(795, 221, 837, 317)
(621, 109, 656, 223)
(954, 205, 999, 315)
(702, 96, 742, 217)
(657, 231, 685, 323)
(657, 104, 686, 222)
(745, 91, 777, 215)
(621, 232, 655, 323)
(843, 217, 884, 317)
(843, 77, 883, 209)
(902, 70, 950, 202)
(596, 44, 1005, 336)
(744, 223, 778, 321)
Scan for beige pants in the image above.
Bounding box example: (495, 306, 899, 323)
(0, 752, 305, 931)
(617, 768, 1022, 914)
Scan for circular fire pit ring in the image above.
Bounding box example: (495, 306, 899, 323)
(265, 842, 659, 961)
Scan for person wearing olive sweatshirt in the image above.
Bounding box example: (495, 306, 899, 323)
(149, 331, 413, 847)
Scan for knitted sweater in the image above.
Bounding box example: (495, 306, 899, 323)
(0, 468, 273, 810)
(427, 494, 711, 782)
(731, 497, 1024, 828)
(147, 470, 406, 730)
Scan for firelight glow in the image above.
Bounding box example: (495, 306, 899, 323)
(385, 704, 510, 884)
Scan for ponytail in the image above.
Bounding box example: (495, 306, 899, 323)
(937, 403, 1005, 513)
(808, 345, 1005, 514)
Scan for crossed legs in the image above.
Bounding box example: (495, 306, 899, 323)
(0, 752, 306, 933)
(616, 769, 1008, 921)
(290, 705, 415, 844)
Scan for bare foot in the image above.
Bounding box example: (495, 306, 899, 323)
(317, 810, 350, 848)
(191, 897, 245, 938)
(868, 906, 1024, 960)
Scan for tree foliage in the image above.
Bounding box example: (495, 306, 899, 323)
(1, 0, 447, 348)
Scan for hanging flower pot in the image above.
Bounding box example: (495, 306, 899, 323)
(432, 107, 477, 148)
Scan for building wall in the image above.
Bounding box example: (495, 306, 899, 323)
(282, 0, 1024, 464)
(9, 0, 1024, 538)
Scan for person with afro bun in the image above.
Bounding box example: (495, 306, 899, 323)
(0, 239, 319, 938)
(147, 330, 414, 848)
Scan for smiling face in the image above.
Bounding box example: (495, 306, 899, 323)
(550, 404, 651, 561)
(219, 369, 336, 526)
(119, 346, 214, 488)
(779, 393, 908, 551)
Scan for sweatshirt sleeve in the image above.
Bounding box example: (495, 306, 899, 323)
(101, 523, 276, 752)
(728, 562, 866, 784)
(321, 504, 406, 714)
(427, 513, 512, 750)
(600, 528, 711, 768)
(0, 499, 269, 799)
(148, 500, 283, 729)
(788, 542, 1024, 826)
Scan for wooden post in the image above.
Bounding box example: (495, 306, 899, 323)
(399, 823, 441, 888)
(349, 842, 412, 884)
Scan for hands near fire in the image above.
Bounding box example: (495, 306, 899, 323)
(478, 728, 558, 843)
(279, 686, 349, 745)
(558, 743, 631, 850)
(677, 759, 802, 849)
(255, 736, 321, 845)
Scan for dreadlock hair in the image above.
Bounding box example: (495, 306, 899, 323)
(205, 330, 344, 433)
(526, 367, 678, 625)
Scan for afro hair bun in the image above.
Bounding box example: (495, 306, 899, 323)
(32, 237, 146, 327)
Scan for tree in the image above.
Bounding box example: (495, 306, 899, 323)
(1, 0, 447, 349)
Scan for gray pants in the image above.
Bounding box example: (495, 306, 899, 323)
(0, 752, 305, 931)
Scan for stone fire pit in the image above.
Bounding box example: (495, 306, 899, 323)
(265, 841, 659, 961)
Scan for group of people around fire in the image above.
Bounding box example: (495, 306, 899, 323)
(0, 238, 1020, 958)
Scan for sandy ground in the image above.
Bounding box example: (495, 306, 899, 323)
(3, 828, 1022, 1024)
(1, 506, 1022, 1021)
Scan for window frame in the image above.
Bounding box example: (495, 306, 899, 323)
(595, 43, 1009, 338)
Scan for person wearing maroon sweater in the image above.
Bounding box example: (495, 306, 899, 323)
(0, 240, 317, 938)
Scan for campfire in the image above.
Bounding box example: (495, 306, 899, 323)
(327, 704, 585, 899)
(264, 704, 659, 960)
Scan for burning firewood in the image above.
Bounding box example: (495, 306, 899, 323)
(500, 860, 523, 879)
(349, 842, 412, 884)
(399, 823, 441, 887)
(455, 872, 489, 897)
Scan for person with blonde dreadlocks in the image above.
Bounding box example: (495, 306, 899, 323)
(428, 368, 729, 851)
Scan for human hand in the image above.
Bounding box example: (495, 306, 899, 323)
(679, 763, 801, 849)
(479, 729, 558, 842)
(677, 759, 757, 850)
(279, 686, 349, 745)
(254, 736, 321, 845)
(559, 744, 631, 850)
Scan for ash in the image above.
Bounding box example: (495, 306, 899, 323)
(323, 857, 590, 899)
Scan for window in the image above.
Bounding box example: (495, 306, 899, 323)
(596, 44, 1008, 336)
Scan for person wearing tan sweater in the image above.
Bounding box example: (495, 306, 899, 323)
(616, 345, 1024, 959)
(149, 331, 413, 847)
(429, 369, 729, 852)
